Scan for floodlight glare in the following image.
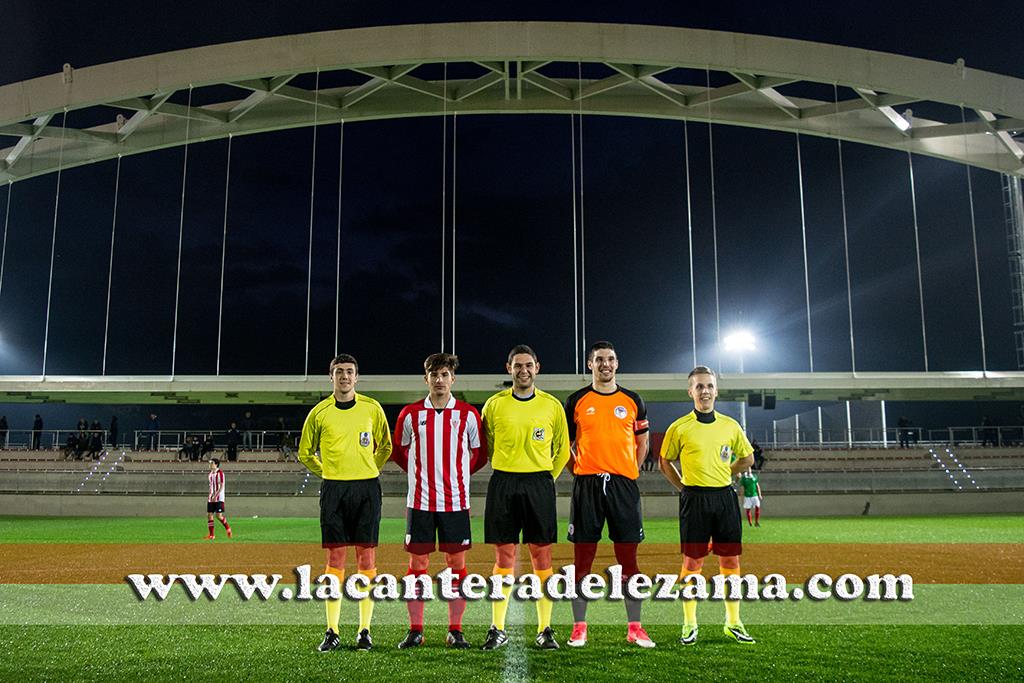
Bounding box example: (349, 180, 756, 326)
(723, 330, 756, 353)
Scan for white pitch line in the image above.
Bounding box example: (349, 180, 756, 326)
(501, 596, 529, 683)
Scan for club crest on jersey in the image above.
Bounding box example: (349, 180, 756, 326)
(614, 405, 627, 419)
(532, 427, 546, 441)
(451, 415, 460, 428)
(359, 431, 371, 448)
(720, 445, 733, 462)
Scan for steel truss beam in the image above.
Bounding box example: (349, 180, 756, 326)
(1, 21, 1023, 183)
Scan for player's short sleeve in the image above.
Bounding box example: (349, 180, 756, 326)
(398, 406, 414, 447)
(465, 405, 482, 448)
(564, 388, 584, 442)
(732, 424, 754, 461)
(623, 388, 649, 435)
(660, 422, 680, 461)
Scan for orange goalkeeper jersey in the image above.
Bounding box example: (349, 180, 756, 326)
(564, 385, 649, 479)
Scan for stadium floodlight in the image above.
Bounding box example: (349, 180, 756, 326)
(722, 329, 757, 431)
(723, 330, 757, 353)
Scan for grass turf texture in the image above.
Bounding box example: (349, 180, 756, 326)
(3, 514, 1022, 544)
(0, 624, 1021, 682)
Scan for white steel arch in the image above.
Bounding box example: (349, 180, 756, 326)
(1, 21, 1023, 184)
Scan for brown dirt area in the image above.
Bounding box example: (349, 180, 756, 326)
(1, 543, 1021, 584)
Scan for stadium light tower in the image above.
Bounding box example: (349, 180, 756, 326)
(723, 330, 757, 431)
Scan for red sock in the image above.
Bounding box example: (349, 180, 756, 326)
(755, 507, 761, 523)
(448, 568, 468, 631)
(218, 517, 231, 531)
(746, 510, 753, 525)
(207, 520, 214, 536)
(406, 569, 427, 631)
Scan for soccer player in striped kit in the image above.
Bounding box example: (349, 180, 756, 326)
(391, 353, 487, 649)
(204, 458, 232, 540)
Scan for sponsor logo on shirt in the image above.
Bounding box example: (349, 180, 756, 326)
(532, 427, 546, 441)
(614, 405, 627, 419)
(359, 432, 371, 448)
(585, 406, 597, 415)
(418, 415, 427, 426)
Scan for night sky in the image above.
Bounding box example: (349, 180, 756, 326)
(2, 1, 1024, 434)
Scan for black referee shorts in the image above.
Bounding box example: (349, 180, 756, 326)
(568, 474, 644, 543)
(679, 484, 742, 558)
(484, 470, 557, 545)
(405, 507, 473, 555)
(320, 477, 382, 548)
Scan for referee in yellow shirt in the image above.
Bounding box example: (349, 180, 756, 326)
(298, 353, 392, 653)
(480, 344, 570, 651)
(660, 365, 755, 645)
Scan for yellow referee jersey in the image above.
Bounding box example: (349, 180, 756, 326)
(660, 411, 753, 487)
(482, 388, 570, 478)
(298, 394, 392, 481)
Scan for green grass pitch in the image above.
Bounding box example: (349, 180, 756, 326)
(1, 514, 1021, 681)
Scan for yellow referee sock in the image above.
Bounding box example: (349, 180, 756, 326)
(721, 566, 741, 626)
(324, 566, 345, 633)
(357, 568, 377, 632)
(535, 567, 554, 633)
(491, 565, 514, 630)
(680, 566, 701, 627)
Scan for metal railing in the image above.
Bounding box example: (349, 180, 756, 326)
(131, 430, 299, 453)
(750, 425, 1024, 449)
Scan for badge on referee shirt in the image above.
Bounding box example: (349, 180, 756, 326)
(720, 445, 733, 462)
(532, 427, 546, 441)
(359, 432, 371, 448)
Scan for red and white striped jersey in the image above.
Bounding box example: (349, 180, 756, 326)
(208, 469, 225, 503)
(392, 396, 487, 512)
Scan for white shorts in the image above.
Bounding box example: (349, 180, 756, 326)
(743, 496, 761, 509)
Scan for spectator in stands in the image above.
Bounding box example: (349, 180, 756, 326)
(752, 440, 765, 470)
(31, 415, 43, 450)
(276, 417, 295, 461)
(201, 433, 216, 459)
(63, 433, 78, 460)
(897, 417, 912, 449)
(148, 413, 160, 450)
(981, 416, 997, 447)
(88, 421, 104, 459)
(225, 422, 241, 462)
(109, 416, 119, 448)
(241, 410, 255, 450)
(0, 415, 7, 449)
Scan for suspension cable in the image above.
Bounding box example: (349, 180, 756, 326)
(906, 151, 929, 371)
(705, 68, 722, 371)
(796, 133, 814, 371)
(101, 155, 122, 375)
(41, 109, 68, 377)
(834, 84, 857, 372)
(960, 105, 987, 372)
(451, 111, 458, 355)
(684, 121, 697, 368)
(303, 70, 320, 377)
(440, 63, 448, 352)
(216, 135, 233, 376)
(0, 182, 11, 302)
(578, 62, 587, 369)
(571, 112, 579, 373)
(335, 121, 344, 356)
(170, 87, 194, 377)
